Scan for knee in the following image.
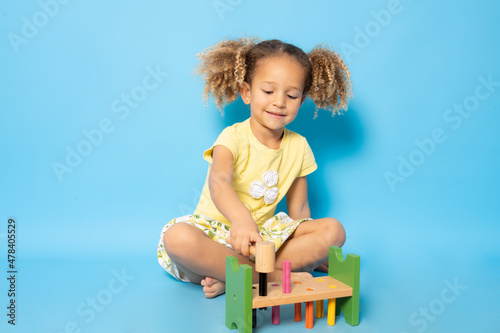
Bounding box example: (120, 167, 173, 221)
(322, 218, 346, 247)
(163, 223, 197, 259)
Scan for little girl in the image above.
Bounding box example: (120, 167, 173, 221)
(157, 37, 352, 298)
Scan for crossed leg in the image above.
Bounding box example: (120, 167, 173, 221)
(163, 223, 295, 298)
(162, 217, 345, 298)
(274, 217, 346, 272)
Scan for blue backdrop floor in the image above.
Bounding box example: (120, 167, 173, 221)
(3, 246, 498, 333)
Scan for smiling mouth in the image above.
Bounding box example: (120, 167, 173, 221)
(266, 111, 285, 117)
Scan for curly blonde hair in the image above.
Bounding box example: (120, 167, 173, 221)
(195, 37, 352, 116)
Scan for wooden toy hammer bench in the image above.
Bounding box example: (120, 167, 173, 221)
(225, 242, 360, 332)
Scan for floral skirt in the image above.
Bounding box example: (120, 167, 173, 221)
(157, 212, 310, 282)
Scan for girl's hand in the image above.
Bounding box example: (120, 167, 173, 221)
(227, 222, 263, 257)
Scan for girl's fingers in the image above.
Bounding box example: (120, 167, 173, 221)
(226, 232, 263, 257)
(241, 241, 250, 257)
(226, 236, 241, 254)
(250, 232, 263, 243)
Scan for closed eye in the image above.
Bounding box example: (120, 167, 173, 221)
(262, 90, 273, 94)
(288, 95, 299, 99)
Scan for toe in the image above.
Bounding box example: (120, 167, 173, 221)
(203, 276, 215, 286)
(204, 289, 216, 298)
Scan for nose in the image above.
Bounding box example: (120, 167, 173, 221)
(273, 93, 286, 108)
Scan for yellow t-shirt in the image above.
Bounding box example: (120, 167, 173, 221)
(194, 118, 317, 227)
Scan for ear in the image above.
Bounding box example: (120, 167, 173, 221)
(240, 82, 251, 105)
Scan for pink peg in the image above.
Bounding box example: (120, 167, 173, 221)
(283, 260, 291, 293)
(272, 306, 280, 324)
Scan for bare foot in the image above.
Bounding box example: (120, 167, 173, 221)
(201, 276, 226, 298)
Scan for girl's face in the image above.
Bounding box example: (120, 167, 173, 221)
(240, 55, 306, 136)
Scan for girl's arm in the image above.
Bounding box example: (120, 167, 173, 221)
(286, 176, 312, 220)
(209, 145, 263, 257)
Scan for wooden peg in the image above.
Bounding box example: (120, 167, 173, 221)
(294, 303, 302, 321)
(327, 298, 336, 326)
(305, 301, 314, 329)
(272, 306, 280, 325)
(283, 260, 291, 293)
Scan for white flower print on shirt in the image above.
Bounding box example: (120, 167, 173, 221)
(249, 169, 279, 205)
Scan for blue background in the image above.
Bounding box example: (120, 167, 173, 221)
(1, 0, 499, 332)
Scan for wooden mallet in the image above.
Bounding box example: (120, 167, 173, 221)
(249, 241, 275, 296)
(226, 237, 275, 296)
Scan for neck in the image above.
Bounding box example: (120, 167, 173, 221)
(249, 118, 284, 150)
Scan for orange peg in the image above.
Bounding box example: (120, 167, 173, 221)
(294, 303, 302, 321)
(305, 301, 314, 329)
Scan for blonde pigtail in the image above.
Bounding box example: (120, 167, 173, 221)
(308, 44, 352, 117)
(195, 37, 259, 112)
